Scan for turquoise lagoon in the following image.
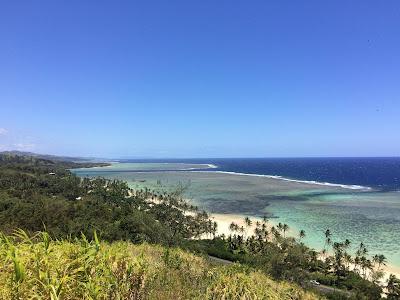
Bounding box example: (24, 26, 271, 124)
(73, 162, 400, 269)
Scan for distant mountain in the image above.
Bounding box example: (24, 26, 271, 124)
(0, 150, 113, 163)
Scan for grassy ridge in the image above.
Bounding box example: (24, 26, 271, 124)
(0, 230, 321, 300)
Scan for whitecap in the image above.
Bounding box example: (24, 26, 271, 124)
(196, 171, 372, 191)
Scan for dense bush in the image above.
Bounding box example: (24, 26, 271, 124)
(0, 154, 214, 245)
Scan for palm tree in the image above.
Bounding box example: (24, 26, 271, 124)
(229, 222, 238, 233)
(354, 256, 361, 274)
(386, 274, 400, 299)
(212, 221, 218, 238)
(261, 223, 266, 232)
(277, 223, 284, 233)
(332, 242, 346, 280)
(324, 229, 332, 241)
(282, 223, 289, 238)
(271, 226, 281, 241)
(239, 226, 245, 235)
(373, 254, 387, 271)
(299, 229, 306, 241)
(343, 252, 353, 271)
(244, 217, 252, 236)
(360, 256, 372, 279)
(323, 229, 332, 257)
(356, 242, 368, 257)
(244, 217, 252, 227)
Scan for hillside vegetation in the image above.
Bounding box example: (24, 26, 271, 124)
(0, 231, 320, 300)
(0, 153, 213, 244)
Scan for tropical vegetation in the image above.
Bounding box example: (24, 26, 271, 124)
(0, 230, 321, 299)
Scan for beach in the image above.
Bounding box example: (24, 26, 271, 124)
(211, 212, 400, 281)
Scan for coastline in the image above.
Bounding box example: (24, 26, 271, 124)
(73, 162, 400, 282)
(210, 212, 400, 280)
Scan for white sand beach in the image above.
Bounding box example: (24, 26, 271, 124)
(211, 212, 400, 281)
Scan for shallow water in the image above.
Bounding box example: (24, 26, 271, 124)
(73, 163, 400, 268)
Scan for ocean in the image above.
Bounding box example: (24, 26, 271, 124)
(116, 157, 400, 191)
(72, 157, 400, 270)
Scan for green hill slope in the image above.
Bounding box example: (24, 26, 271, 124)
(0, 231, 321, 300)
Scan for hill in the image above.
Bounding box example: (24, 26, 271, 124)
(0, 230, 321, 299)
(0, 150, 111, 163)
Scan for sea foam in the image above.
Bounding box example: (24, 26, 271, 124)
(198, 170, 372, 190)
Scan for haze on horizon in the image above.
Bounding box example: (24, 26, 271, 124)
(1, 1, 400, 158)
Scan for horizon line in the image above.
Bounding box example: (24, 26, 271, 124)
(1, 150, 399, 160)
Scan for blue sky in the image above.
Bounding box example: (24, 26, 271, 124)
(1, 1, 399, 158)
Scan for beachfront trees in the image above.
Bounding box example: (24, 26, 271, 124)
(282, 223, 289, 238)
(277, 222, 283, 233)
(239, 226, 245, 235)
(324, 229, 332, 247)
(229, 222, 239, 233)
(357, 242, 368, 257)
(343, 252, 353, 271)
(332, 242, 347, 281)
(323, 229, 332, 261)
(244, 216, 252, 235)
(274, 222, 289, 238)
(203, 216, 385, 299)
(369, 254, 387, 283)
(373, 254, 387, 271)
(387, 274, 400, 299)
(212, 221, 218, 238)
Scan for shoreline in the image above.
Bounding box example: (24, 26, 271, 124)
(210, 212, 400, 280)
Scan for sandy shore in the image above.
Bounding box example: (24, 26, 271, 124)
(211, 213, 269, 236)
(210, 212, 400, 281)
(210, 212, 298, 238)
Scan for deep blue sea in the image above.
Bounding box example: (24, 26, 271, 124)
(119, 157, 400, 191)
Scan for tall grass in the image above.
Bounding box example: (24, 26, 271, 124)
(0, 230, 322, 299)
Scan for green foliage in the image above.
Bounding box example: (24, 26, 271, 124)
(0, 154, 213, 245)
(0, 230, 321, 300)
(188, 220, 383, 300)
(386, 274, 400, 299)
(206, 266, 318, 300)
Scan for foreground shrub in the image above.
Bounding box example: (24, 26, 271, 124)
(0, 230, 321, 300)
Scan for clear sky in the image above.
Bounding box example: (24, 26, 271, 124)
(0, 1, 399, 158)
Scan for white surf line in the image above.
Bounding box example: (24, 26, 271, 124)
(76, 163, 218, 173)
(194, 170, 372, 191)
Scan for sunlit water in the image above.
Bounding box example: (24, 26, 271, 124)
(73, 162, 400, 268)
